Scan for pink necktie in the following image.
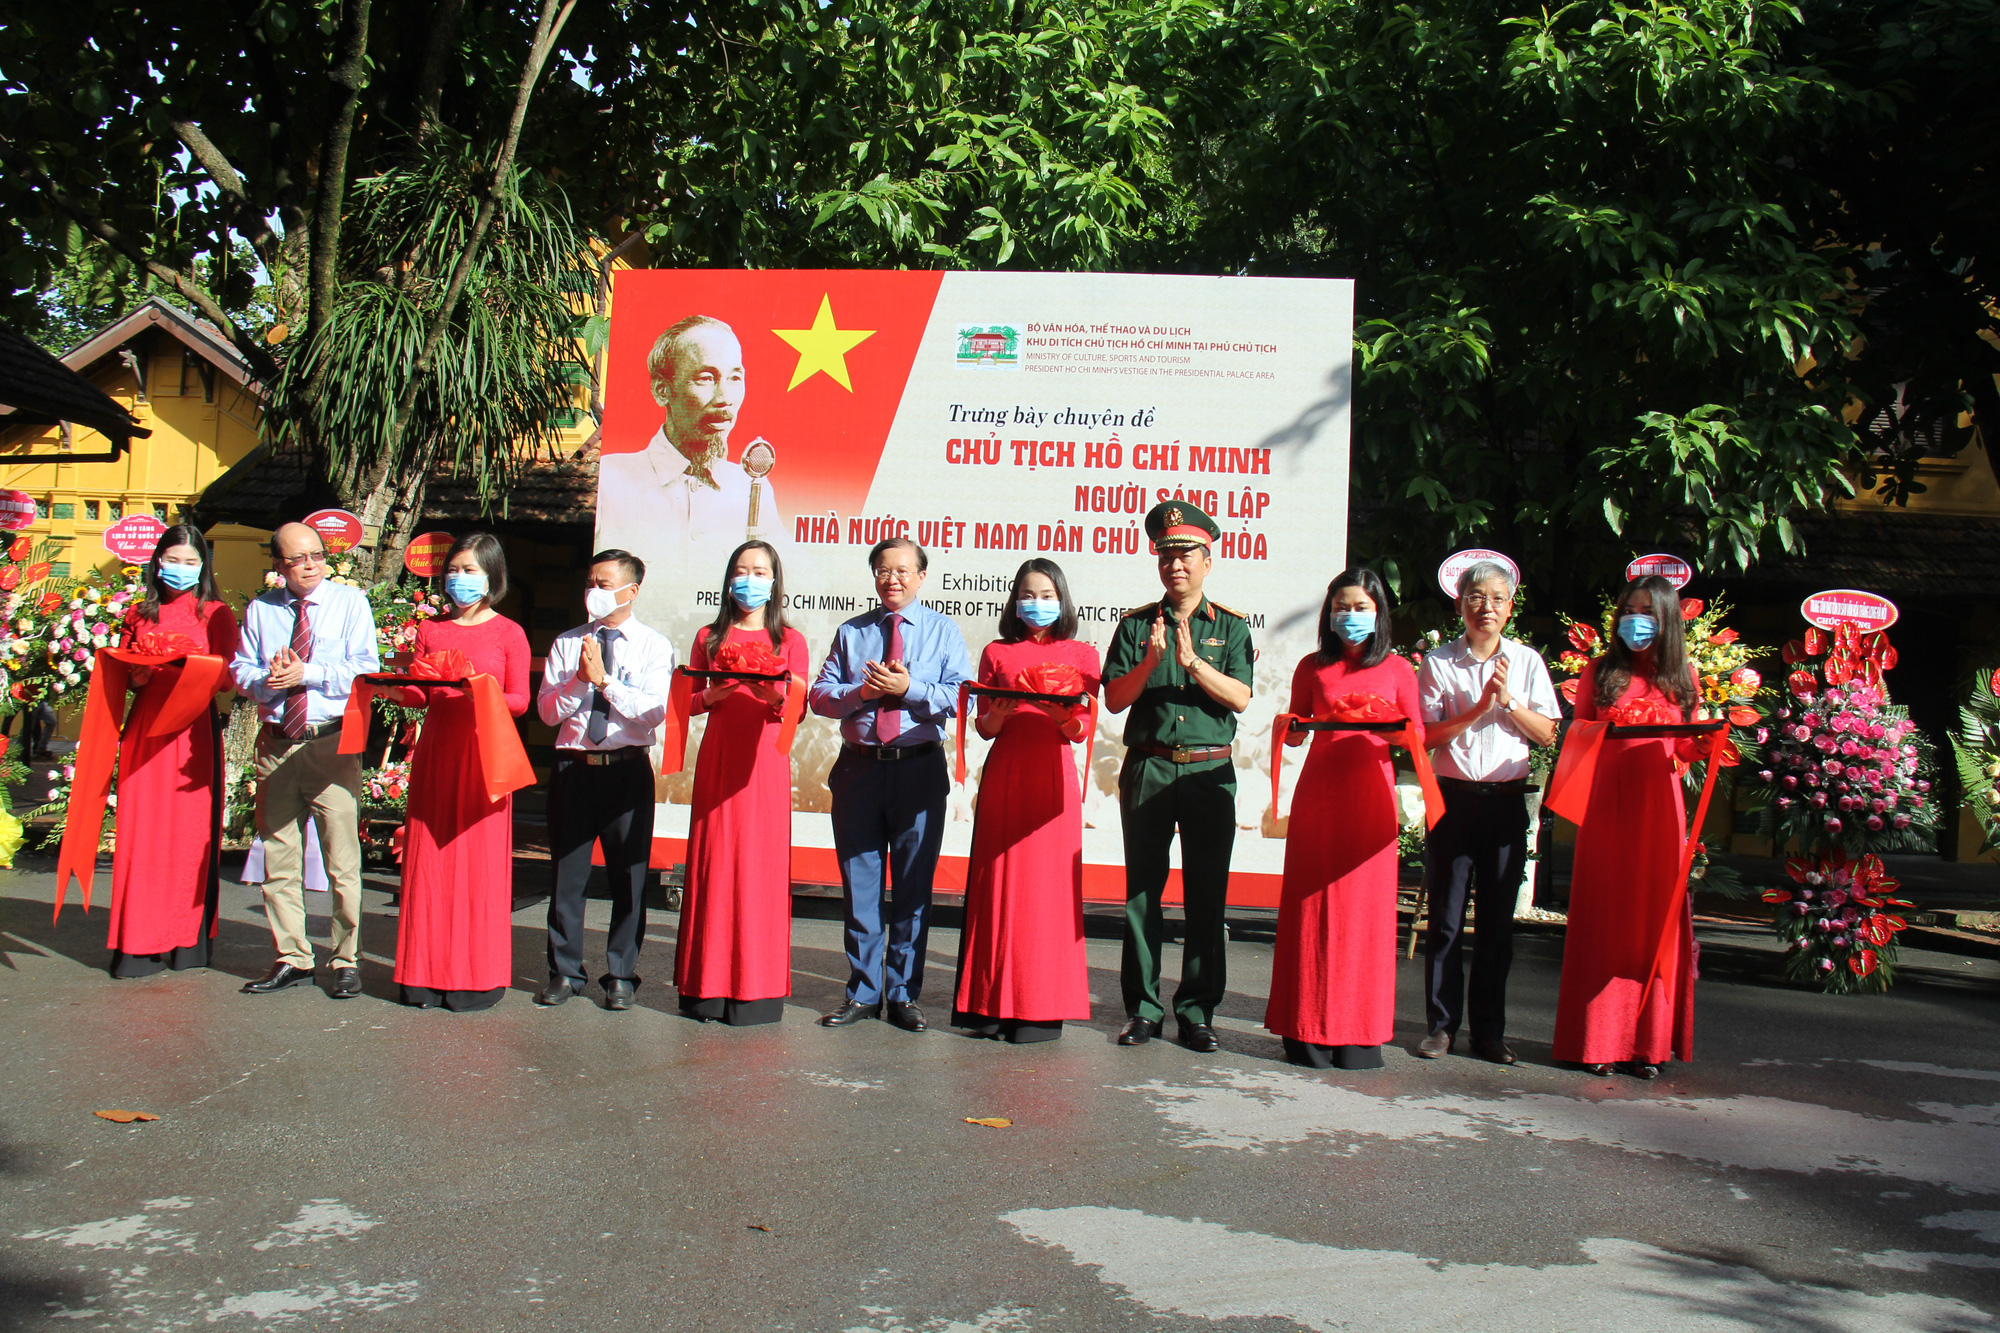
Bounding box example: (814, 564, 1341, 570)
(877, 612, 903, 743)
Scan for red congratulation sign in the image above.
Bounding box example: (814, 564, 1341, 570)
(1626, 552, 1693, 588)
(404, 532, 454, 578)
(102, 514, 168, 564)
(1802, 588, 1899, 634)
(0, 490, 36, 531)
(304, 508, 365, 555)
(1436, 548, 1520, 598)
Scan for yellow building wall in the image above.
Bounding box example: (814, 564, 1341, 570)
(0, 337, 264, 579)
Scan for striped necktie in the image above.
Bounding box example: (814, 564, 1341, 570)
(281, 596, 312, 739)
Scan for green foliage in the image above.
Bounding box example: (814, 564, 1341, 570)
(1952, 666, 2000, 853)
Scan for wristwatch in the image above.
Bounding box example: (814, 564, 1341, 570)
(1502, 697, 1520, 712)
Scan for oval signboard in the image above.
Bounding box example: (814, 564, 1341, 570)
(404, 531, 454, 578)
(1625, 552, 1693, 588)
(1437, 548, 1520, 598)
(303, 508, 365, 556)
(1802, 588, 1898, 634)
(102, 514, 168, 564)
(0, 490, 37, 532)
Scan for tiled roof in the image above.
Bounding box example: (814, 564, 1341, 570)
(0, 318, 149, 440)
(422, 435, 598, 526)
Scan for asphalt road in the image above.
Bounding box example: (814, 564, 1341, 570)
(2, 865, 1999, 1332)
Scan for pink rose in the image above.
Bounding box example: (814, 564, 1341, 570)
(1866, 815, 1884, 831)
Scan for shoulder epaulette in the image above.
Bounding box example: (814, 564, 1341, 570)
(1208, 600, 1248, 620)
(1123, 604, 1158, 619)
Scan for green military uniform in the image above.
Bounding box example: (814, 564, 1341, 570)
(1106, 506, 1255, 1026)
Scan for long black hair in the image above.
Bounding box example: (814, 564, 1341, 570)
(1595, 575, 1696, 717)
(702, 540, 790, 653)
(443, 532, 508, 609)
(135, 523, 220, 623)
(1316, 567, 1394, 668)
(996, 558, 1078, 643)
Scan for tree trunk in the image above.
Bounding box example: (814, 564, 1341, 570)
(302, 0, 373, 402)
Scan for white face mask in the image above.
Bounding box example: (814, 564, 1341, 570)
(585, 583, 635, 621)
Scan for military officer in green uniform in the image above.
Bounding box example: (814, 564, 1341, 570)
(1103, 502, 1253, 1051)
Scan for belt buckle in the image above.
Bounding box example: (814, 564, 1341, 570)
(1171, 746, 1193, 764)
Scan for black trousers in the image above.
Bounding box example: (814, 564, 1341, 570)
(1422, 785, 1528, 1041)
(547, 751, 655, 986)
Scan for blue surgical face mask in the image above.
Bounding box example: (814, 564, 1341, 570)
(1016, 597, 1061, 628)
(445, 572, 489, 607)
(157, 562, 202, 592)
(730, 575, 774, 610)
(1332, 610, 1377, 643)
(1617, 614, 1658, 649)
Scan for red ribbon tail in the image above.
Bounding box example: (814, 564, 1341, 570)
(147, 655, 228, 737)
(775, 675, 807, 757)
(1081, 692, 1098, 789)
(1396, 723, 1445, 831)
(1544, 720, 1609, 826)
(954, 682, 972, 784)
(338, 679, 376, 755)
(659, 668, 693, 776)
(1268, 713, 1300, 816)
(1677, 728, 1729, 888)
(55, 651, 132, 921)
(467, 674, 536, 804)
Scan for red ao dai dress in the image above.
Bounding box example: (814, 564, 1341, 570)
(1264, 651, 1423, 1069)
(952, 635, 1101, 1043)
(393, 614, 531, 1011)
(107, 595, 241, 977)
(676, 626, 809, 1025)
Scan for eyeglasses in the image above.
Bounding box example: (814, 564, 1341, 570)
(278, 551, 327, 569)
(1462, 594, 1512, 610)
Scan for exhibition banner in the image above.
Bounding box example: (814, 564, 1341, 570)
(597, 269, 1354, 904)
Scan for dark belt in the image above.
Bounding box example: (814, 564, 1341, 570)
(1437, 775, 1532, 796)
(843, 740, 942, 762)
(262, 720, 341, 745)
(558, 746, 650, 767)
(1132, 742, 1233, 765)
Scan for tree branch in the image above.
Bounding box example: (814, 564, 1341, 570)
(414, 0, 470, 147)
(166, 118, 284, 271)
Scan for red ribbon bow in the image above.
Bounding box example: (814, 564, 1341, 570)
(56, 645, 231, 919)
(129, 629, 201, 658)
(1267, 692, 1442, 832)
(407, 647, 473, 681)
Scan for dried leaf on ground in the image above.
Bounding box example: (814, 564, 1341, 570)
(94, 1110, 160, 1123)
(746, 1224, 772, 1232)
(963, 1117, 1013, 1128)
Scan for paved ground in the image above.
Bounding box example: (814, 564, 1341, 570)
(3, 861, 1999, 1332)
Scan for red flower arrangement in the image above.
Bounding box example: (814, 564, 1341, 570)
(1759, 852, 1912, 993)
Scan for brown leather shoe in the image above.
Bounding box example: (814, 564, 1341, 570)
(1417, 1030, 1452, 1059)
(1471, 1037, 1517, 1065)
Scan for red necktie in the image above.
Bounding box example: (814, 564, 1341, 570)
(877, 612, 903, 743)
(281, 596, 313, 739)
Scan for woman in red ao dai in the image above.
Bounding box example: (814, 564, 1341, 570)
(952, 559, 1101, 1043)
(1265, 567, 1423, 1069)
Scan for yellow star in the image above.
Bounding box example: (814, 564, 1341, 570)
(772, 294, 875, 391)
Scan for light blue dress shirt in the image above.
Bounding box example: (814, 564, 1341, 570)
(809, 601, 972, 746)
(231, 579, 382, 728)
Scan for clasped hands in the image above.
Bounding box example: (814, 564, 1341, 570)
(265, 645, 307, 691)
(1146, 611, 1203, 673)
(1481, 654, 1513, 714)
(857, 658, 912, 701)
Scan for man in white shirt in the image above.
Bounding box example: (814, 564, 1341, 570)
(1416, 560, 1560, 1064)
(534, 550, 677, 1011)
(230, 522, 382, 998)
(595, 315, 788, 615)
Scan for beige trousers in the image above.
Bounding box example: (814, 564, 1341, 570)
(254, 728, 364, 968)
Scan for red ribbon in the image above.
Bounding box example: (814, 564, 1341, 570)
(339, 667, 534, 806)
(954, 677, 1098, 784)
(56, 647, 230, 919)
(662, 666, 805, 774)
(1546, 720, 1729, 885)
(1266, 693, 1442, 831)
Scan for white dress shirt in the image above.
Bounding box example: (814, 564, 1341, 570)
(537, 614, 677, 751)
(595, 427, 791, 585)
(231, 579, 382, 728)
(1418, 634, 1560, 783)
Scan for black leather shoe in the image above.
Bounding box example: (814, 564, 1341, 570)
(1471, 1037, 1517, 1065)
(329, 967, 361, 999)
(1626, 1061, 1662, 1080)
(535, 977, 582, 1006)
(1178, 1021, 1221, 1053)
(604, 979, 636, 1011)
(886, 1002, 927, 1032)
(1117, 1017, 1161, 1046)
(819, 1000, 882, 1027)
(1582, 1063, 1615, 1077)
(241, 963, 315, 994)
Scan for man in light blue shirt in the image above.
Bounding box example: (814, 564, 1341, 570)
(230, 521, 381, 998)
(809, 537, 971, 1031)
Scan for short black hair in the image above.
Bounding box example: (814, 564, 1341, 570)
(869, 536, 926, 573)
(591, 548, 645, 585)
(445, 532, 509, 606)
